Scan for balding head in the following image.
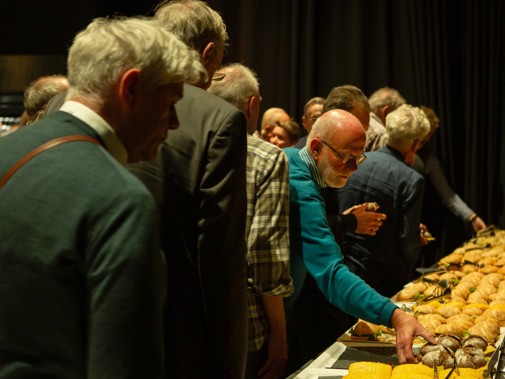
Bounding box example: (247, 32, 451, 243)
(307, 109, 366, 188)
(260, 107, 290, 141)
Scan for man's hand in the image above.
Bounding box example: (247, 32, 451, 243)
(419, 223, 434, 246)
(257, 331, 288, 379)
(390, 308, 436, 363)
(343, 203, 386, 236)
(258, 295, 288, 379)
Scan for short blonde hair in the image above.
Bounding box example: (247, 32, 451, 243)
(386, 104, 430, 151)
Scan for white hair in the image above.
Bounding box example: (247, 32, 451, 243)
(67, 17, 206, 102)
(385, 104, 430, 151)
(207, 63, 259, 113)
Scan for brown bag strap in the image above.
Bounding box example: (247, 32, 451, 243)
(0, 135, 100, 190)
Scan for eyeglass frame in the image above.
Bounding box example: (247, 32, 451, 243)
(320, 139, 367, 166)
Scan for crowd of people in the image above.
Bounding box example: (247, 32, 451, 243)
(0, 1, 488, 378)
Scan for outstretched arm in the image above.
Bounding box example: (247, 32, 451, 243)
(391, 308, 436, 363)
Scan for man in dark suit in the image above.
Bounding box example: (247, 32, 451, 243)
(338, 104, 431, 297)
(128, 1, 249, 378)
(0, 17, 205, 378)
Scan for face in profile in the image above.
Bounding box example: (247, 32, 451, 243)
(316, 137, 365, 188)
(261, 111, 290, 141)
(302, 103, 323, 133)
(126, 82, 183, 163)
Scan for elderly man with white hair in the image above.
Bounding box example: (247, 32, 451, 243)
(338, 104, 431, 298)
(0, 16, 204, 378)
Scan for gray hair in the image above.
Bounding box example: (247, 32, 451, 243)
(386, 104, 430, 151)
(368, 87, 406, 113)
(154, 0, 228, 51)
(323, 85, 369, 114)
(303, 96, 325, 116)
(207, 63, 259, 113)
(67, 17, 206, 103)
(23, 75, 69, 120)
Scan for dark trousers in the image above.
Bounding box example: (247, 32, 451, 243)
(245, 341, 268, 379)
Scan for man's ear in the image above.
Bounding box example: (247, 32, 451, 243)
(404, 139, 420, 166)
(201, 42, 216, 66)
(411, 138, 421, 152)
(380, 105, 390, 123)
(309, 138, 323, 161)
(118, 68, 142, 108)
(246, 95, 259, 117)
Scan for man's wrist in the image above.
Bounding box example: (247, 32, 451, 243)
(468, 213, 478, 223)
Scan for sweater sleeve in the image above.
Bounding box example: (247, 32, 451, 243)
(293, 175, 397, 327)
(425, 150, 474, 221)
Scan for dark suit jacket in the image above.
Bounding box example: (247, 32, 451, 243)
(129, 84, 248, 379)
(338, 146, 425, 297)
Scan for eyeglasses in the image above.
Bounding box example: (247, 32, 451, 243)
(320, 140, 367, 166)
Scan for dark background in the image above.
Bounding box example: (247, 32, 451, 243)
(1, 0, 504, 254)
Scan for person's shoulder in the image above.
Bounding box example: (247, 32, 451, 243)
(247, 135, 282, 155)
(180, 84, 240, 113)
(247, 136, 286, 167)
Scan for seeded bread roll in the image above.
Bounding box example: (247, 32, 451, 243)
(461, 335, 488, 350)
(437, 334, 461, 352)
(455, 347, 486, 369)
(422, 348, 454, 368)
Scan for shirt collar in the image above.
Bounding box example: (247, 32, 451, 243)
(370, 112, 383, 126)
(299, 147, 326, 188)
(59, 101, 128, 165)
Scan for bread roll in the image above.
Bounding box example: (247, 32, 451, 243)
(455, 347, 486, 369)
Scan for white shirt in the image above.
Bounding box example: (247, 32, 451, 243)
(60, 101, 128, 164)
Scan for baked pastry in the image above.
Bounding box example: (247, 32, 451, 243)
(455, 346, 487, 369)
(422, 347, 454, 368)
(482, 307, 505, 325)
(462, 264, 479, 274)
(438, 305, 462, 318)
(479, 265, 499, 274)
(419, 342, 444, 357)
(462, 305, 485, 316)
(436, 334, 461, 352)
(439, 251, 464, 265)
(418, 316, 443, 334)
(461, 335, 488, 350)
(460, 272, 484, 286)
(415, 304, 438, 315)
(445, 320, 473, 337)
(467, 318, 500, 342)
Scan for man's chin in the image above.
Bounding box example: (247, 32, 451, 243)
(325, 179, 347, 188)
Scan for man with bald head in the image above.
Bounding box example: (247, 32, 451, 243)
(284, 109, 435, 369)
(259, 107, 290, 141)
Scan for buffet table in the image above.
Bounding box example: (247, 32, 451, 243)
(288, 227, 505, 379)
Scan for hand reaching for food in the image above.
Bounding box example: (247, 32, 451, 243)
(344, 202, 387, 236)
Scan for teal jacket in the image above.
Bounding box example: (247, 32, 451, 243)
(284, 147, 397, 327)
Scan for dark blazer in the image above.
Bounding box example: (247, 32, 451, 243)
(129, 84, 249, 379)
(338, 146, 425, 297)
(0, 112, 166, 378)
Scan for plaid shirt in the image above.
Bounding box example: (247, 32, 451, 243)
(246, 135, 294, 352)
